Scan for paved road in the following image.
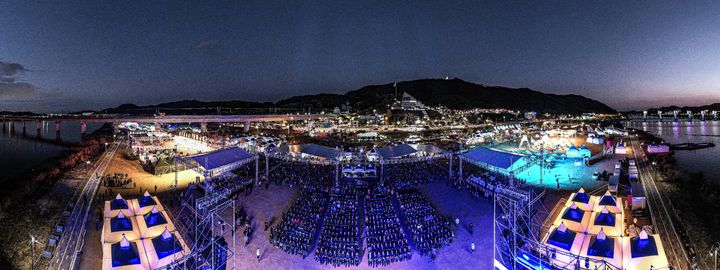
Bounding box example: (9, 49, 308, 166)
(47, 141, 119, 270)
(630, 139, 691, 270)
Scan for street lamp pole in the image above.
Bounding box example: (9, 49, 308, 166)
(712, 242, 720, 270)
(30, 234, 39, 270)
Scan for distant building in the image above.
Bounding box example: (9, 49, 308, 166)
(524, 111, 537, 120)
(392, 92, 425, 110)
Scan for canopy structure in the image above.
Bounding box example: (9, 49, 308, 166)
(553, 202, 591, 233)
(105, 194, 135, 218)
(142, 227, 191, 269)
(565, 188, 596, 211)
(136, 207, 176, 239)
(543, 223, 586, 267)
(460, 146, 527, 175)
(189, 147, 256, 176)
(369, 144, 451, 164)
(413, 144, 448, 157)
(593, 191, 623, 214)
(129, 191, 164, 216)
(580, 230, 624, 269)
(373, 144, 417, 159)
(588, 207, 624, 237)
(102, 236, 150, 270)
(102, 212, 141, 244)
(622, 230, 669, 269)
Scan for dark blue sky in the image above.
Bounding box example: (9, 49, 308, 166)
(1, 1, 719, 112)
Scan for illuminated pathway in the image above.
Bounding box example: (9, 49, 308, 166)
(630, 138, 692, 270)
(47, 141, 119, 270)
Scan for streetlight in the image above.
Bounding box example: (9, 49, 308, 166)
(711, 242, 720, 270)
(30, 234, 39, 270)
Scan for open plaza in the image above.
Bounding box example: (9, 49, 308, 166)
(16, 115, 680, 270)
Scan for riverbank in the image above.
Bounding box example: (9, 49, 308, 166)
(0, 124, 113, 269)
(634, 128, 719, 268)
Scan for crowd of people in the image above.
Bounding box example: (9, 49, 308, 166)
(315, 188, 361, 267)
(397, 190, 454, 257)
(270, 190, 329, 258)
(269, 159, 334, 190)
(102, 173, 134, 188)
(365, 188, 412, 267)
(384, 161, 449, 189)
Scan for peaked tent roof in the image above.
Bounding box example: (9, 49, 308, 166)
(295, 144, 343, 159)
(190, 147, 254, 171)
(413, 144, 448, 155)
(462, 146, 525, 170)
(375, 144, 418, 159)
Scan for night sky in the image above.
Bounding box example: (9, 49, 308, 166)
(1, 1, 719, 112)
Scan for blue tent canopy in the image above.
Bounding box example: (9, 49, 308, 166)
(152, 235, 183, 259)
(562, 207, 586, 223)
(375, 144, 417, 159)
(296, 144, 343, 159)
(572, 192, 590, 204)
(138, 195, 157, 208)
(190, 147, 254, 171)
(594, 212, 616, 226)
(598, 195, 617, 206)
(111, 242, 141, 267)
(547, 228, 577, 251)
(587, 237, 615, 258)
(462, 147, 524, 170)
(630, 236, 658, 258)
(110, 216, 133, 232)
(110, 198, 129, 210)
(144, 211, 168, 227)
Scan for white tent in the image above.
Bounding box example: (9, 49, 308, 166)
(579, 229, 623, 269)
(129, 191, 164, 216)
(622, 229, 670, 269)
(136, 206, 176, 239)
(104, 194, 135, 218)
(592, 191, 623, 214)
(142, 227, 191, 269)
(543, 222, 586, 268)
(564, 188, 596, 211)
(101, 212, 141, 244)
(102, 235, 151, 270)
(553, 202, 591, 233)
(587, 206, 624, 237)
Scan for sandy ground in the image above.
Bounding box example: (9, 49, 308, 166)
(103, 147, 204, 197)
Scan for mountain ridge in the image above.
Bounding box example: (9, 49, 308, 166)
(98, 78, 616, 115)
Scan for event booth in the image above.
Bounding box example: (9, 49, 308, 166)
(553, 202, 591, 233)
(142, 227, 191, 269)
(105, 194, 135, 218)
(102, 236, 151, 270)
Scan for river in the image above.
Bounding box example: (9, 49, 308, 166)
(626, 120, 720, 182)
(0, 121, 103, 188)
